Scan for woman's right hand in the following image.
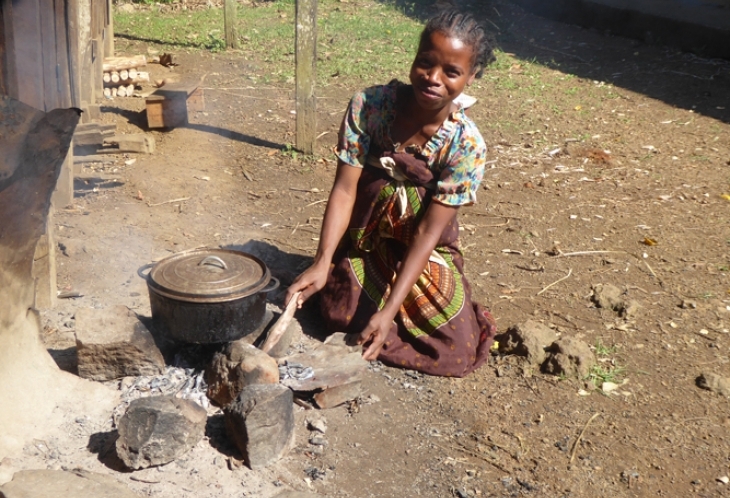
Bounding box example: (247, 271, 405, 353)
(284, 262, 330, 309)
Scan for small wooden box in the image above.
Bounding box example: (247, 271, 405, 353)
(145, 83, 204, 129)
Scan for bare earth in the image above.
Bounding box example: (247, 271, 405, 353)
(10, 1, 730, 497)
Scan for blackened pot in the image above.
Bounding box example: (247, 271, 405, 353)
(140, 248, 278, 344)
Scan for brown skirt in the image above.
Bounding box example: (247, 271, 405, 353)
(319, 155, 496, 377)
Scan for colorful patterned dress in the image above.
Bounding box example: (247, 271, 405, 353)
(319, 80, 496, 377)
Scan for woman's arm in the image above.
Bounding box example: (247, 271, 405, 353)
(356, 200, 459, 360)
(284, 161, 362, 307)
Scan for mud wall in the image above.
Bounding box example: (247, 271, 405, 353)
(0, 97, 115, 460)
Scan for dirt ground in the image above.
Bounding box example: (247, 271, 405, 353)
(11, 0, 730, 496)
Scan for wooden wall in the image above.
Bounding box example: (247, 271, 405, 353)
(0, 0, 112, 112)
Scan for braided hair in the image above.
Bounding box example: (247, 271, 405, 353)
(420, 9, 495, 79)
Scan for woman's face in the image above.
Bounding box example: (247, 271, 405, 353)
(409, 31, 476, 111)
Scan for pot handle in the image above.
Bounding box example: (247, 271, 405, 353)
(199, 255, 228, 270)
(137, 263, 155, 280)
(259, 276, 280, 294)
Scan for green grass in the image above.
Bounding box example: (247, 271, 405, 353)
(586, 363, 626, 389)
(112, 0, 661, 150)
(594, 339, 618, 357)
(114, 0, 423, 84)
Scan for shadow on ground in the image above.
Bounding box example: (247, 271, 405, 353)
(100, 107, 287, 149)
(379, 0, 730, 125)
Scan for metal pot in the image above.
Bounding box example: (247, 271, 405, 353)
(139, 248, 279, 344)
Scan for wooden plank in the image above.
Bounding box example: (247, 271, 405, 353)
(0, 0, 12, 96)
(40, 0, 59, 110)
(224, 0, 238, 49)
(66, 0, 82, 107)
(78, 0, 94, 106)
(73, 129, 105, 146)
(104, 0, 113, 57)
(91, 0, 100, 38)
(295, 0, 317, 155)
(12, 0, 45, 110)
(1, 0, 21, 100)
(101, 133, 155, 154)
(76, 122, 116, 133)
(91, 38, 103, 103)
(54, 0, 72, 108)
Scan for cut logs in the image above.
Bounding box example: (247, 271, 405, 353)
(102, 55, 148, 99)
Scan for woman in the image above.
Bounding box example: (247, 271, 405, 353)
(285, 9, 497, 377)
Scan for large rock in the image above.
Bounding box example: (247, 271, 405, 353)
(0, 469, 140, 497)
(591, 284, 640, 318)
(206, 341, 279, 407)
(75, 305, 165, 381)
(116, 395, 207, 469)
(496, 320, 557, 366)
(224, 384, 294, 469)
(279, 344, 367, 392)
(697, 372, 730, 397)
(542, 337, 596, 379)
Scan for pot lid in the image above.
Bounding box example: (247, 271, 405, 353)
(147, 248, 271, 302)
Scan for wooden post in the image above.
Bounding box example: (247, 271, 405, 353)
(224, 0, 238, 49)
(295, 0, 317, 155)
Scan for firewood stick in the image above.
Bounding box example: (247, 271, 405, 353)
(103, 72, 110, 83)
(127, 84, 135, 95)
(129, 68, 138, 80)
(118, 86, 127, 97)
(103, 87, 111, 98)
(111, 71, 120, 83)
(120, 69, 129, 80)
(260, 291, 301, 353)
(111, 87, 118, 97)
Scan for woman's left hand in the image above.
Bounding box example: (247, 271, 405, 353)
(356, 310, 396, 361)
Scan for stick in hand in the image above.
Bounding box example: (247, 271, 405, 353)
(260, 291, 301, 353)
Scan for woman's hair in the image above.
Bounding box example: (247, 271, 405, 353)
(420, 9, 495, 79)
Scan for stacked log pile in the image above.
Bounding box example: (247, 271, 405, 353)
(102, 55, 148, 98)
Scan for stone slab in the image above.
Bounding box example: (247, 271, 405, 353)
(75, 305, 165, 381)
(0, 469, 140, 498)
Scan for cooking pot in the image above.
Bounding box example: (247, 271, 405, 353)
(139, 248, 279, 344)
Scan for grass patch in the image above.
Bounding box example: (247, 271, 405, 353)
(114, 0, 423, 84)
(112, 0, 640, 146)
(586, 363, 626, 389)
(593, 339, 618, 357)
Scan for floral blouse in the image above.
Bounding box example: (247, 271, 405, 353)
(335, 80, 487, 206)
